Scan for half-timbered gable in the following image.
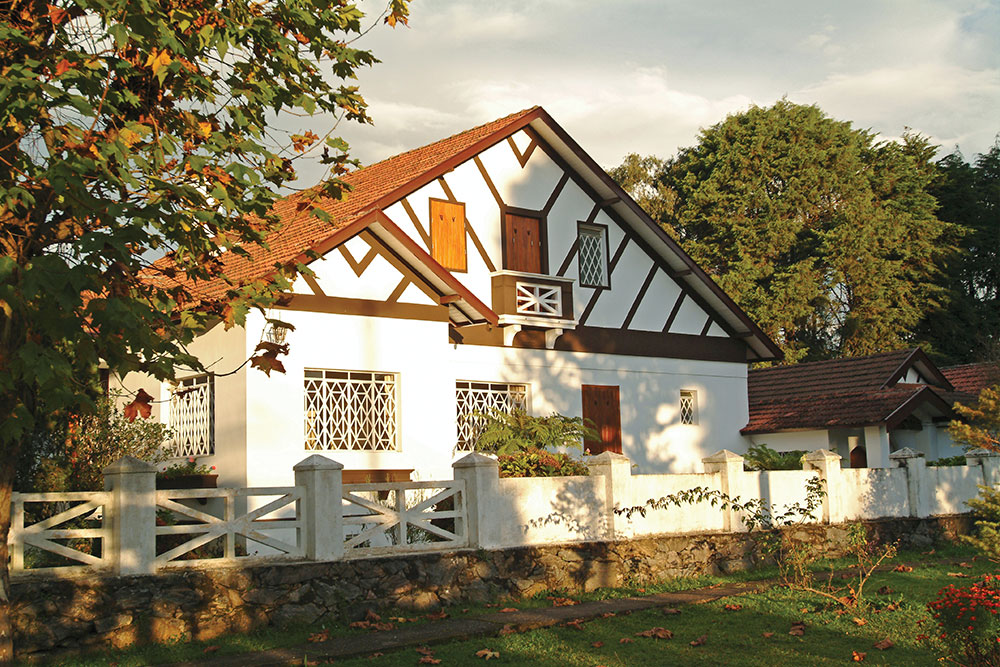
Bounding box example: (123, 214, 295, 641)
(121, 107, 782, 489)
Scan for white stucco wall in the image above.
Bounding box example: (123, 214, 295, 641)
(748, 430, 830, 453)
(238, 308, 750, 487)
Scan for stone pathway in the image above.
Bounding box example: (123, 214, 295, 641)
(171, 579, 774, 667)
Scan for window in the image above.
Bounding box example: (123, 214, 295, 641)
(169, 374, 215, 456)
(577, 223, 609, 288)
(455, 381, 528, 450)
(304, 369, 399, 451)
(430, 198, 467, 271)
(679, 390, 698, 425)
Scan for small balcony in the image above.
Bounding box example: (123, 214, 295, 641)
(490, 271, 577, 347)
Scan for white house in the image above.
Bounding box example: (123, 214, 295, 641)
(119, 107, 781, 488)
(743, 348, 999, 467)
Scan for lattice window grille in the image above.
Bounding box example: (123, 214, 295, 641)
(170, 374, 215, 456)
(578, 225, 608, 287)
(456, 381, 528, 450)
(680, 390, 697, 425)
(304, 369, 398, 451)
(515, 282, 561, 316)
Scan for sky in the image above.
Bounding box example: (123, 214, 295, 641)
(295, 0, 1000, 183)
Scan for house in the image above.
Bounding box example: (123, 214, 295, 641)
(742, 348, 999, 467)
(118, 106, 781, 487)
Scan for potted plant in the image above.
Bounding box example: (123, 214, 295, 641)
(156, 457, 218, 490)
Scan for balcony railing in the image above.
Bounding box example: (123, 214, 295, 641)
(490, 271, 575, 325)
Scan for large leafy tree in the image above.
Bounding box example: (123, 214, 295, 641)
(611, 100, 952, 362)
(0, 0, 407, 657)
(918, 142, 1000, 364)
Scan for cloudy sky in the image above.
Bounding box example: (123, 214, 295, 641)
(298, 0, 1000, 182)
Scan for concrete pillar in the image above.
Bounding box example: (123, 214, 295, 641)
(890, 447, 930, 518)
(587, 451, 632, 540)
(103, 456, 157, 575)
(452, 453, 501, 549)
(966, 449, 1000, 487)
(914, 420, 939, 461)
(702, 450, 746, 532)
(863, 424, 891, 468)
(802, 449, 842, 524)
(293, 454, 344, 561)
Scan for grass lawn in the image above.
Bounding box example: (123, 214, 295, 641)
(24, 546, 993, 666)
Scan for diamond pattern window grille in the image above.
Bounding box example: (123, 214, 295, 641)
(515, 282, 561, 316)
(680, 390, 697, 425)
(578, 225, 608, 287)
(169, 374, 215, 456)
(456, 381, 528, 450)
(304, 369, 398, 451)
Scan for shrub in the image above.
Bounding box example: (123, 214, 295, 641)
(472, 409, 597, 455)
(962, 485, 1000, 563)
(929, 455, 969, 466)
(496, 447, 590, 478)
(925, 574, 1000, 666)
(743, 443, 807, 471)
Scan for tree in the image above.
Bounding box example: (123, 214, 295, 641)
(950, 384, 1000, 453)
(918, 142, 1000, 364)
(612, 100, 953, 362)
(0, 0, 408, 657)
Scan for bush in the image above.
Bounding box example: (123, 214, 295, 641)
(929, 455, 968, 466)
(925, 574, 1000, 666)
(962, 485, 1000, 563)
(471, 409, 596, 477)
(496, 447, 590, 478)
(743, 443, 807, 471)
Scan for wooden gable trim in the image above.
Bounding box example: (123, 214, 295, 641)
(526, 113, 782, 361)
(621, 263, 658, 330)
(884, 387, 954, 430)
(400, 198, 433, 249)
(275, 294, 449, 323)
(882, 348, 954, 391)
(507, 135, 538, 168)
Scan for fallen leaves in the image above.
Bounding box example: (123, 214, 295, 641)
(499, 608, 518, 613)
(662, 608, 682, 615)
(852, 650, 867, 661)
(876, 586, 895, 595)
(203, 645, 219, 653)
(548, 596, 579, 607)
(635, 627, 673, 639)
(892, 564, 914, 573)
(475, 648, 500, 660)
(425, 610, 449, 621)
(498, 624, 516, 636)
(416, 646, 441, 664)
(852, 617, 867, 627)
(619, 638, 634, 644)
(873, 638, 895, 651)
(591, 641, 604, 648)
(723, 603, 743, 611)
(349, 609, 394, 632)
(957, 561, 973, 568)
(689, 634, 708, 647)
(762, 632, 774, 638)
(308, 629, 329, 642)
(789, 621, 806, 637)
(948, 572, 971, 578)
(564, 618, 586, 630)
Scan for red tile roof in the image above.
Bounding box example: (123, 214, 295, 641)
(942, 362, 1000, 396)
(743, 349, 967, 434)
(150, 107, 542, 303)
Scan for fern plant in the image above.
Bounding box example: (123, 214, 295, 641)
(743, 443, 807, 471)
(471, 409, 598, 456)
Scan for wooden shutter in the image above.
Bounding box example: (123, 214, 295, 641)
(581, 385, 621, 455)
(505, 214, 542, 273)
(430, 199, 467, 271)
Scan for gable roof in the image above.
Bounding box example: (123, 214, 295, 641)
(942, 361, 1000, 396)
(153, 107, 780, 359)
(743, 348, 968, 434)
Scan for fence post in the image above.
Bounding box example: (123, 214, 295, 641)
(802, 449, 842, 524)
(293, 454, 344, 561)
(966, 449, 1000, 487)
(890, 447, 930, 518)
(587, 452, 632, 540)
(103, 456, 157, 575)
(702, 450, 746, 532)
(452, 453, 500, 549)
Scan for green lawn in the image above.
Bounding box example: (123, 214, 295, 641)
(23, 546, 991, 666)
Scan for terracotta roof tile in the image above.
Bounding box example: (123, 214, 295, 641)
(942, 362, 1000, 396)
(150, 107, 541, 302)
(743, 349, 967, 434)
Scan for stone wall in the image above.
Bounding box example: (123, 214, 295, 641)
(12, 515, 972, 657)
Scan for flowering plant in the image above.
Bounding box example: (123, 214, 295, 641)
(924, 574, 1000, 666)
(158, 457, 217, 479)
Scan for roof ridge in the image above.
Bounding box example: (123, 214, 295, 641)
(748, 348, 918, 374)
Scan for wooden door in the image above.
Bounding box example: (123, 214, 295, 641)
(505, 214, 542, 273)
(581, 385, 621, 455)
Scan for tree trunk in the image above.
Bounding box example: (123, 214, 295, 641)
(0, 455, 18, 661)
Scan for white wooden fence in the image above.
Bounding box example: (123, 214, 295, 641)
(8, 448, 999, 578)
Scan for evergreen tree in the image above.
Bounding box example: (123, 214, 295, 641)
(612, 100, 952, 362)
